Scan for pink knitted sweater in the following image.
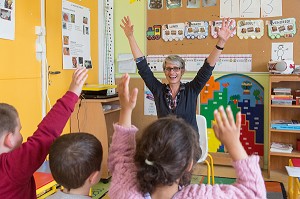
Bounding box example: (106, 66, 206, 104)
(108, 124, 266, 199)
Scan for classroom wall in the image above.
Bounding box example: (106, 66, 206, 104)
(0, 0, 42, 140)
(113, 1, 271, 167)
(146, 0, 300, 71)
(114, 1, 146, 60)
(0, 0, 99, 141)
(45, 0, 99, 134)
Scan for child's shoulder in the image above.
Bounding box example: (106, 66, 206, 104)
(46, 190, 91, 199)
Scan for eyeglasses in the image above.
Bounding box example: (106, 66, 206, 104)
(163, 67, 182, 72)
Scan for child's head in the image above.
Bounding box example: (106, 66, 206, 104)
(134, 116, 201, 194)
(0, 103, 23, 153)
(49, 133, 103, 191)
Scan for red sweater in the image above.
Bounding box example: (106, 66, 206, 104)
(0, 91, 78, 199)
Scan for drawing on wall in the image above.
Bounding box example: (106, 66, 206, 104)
(184, 21, 208, 39)
(144, 84, 157, 116)
(210, 19, 236, 38)
(166, 0, 181, 9)
(146, 25, 161, 40)
(267, 18, 296, 39)
(272, 42, 293, 61)
(148, 0, 163, 9)
(237, 20, 264, 39)
(161, 23, 185, 42)
(200, 74, 264, 157)
(187, 0, 200, 8)
(261, 0, 282, 18)
(202, 0, 216, 7)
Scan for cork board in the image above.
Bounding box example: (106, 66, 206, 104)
(147, 0, 300, 72)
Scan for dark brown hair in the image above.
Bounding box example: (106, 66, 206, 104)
(0, 103, 18, 137)
(134, 116, 201, 194)
(49, 133, 103, 190)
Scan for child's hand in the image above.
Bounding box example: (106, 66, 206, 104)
(118, 74, 138, 127)
(213, 106, 247, 161)
(213, 106, 240, 145)
(68, 67, 88, 97)
(118, 73, 138, 112)
(120, 16, 134, 38)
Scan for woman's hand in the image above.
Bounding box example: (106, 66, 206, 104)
(217, 18, 236, 44)
(120, 16, 134, 38)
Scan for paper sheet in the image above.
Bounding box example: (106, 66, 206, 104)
(0, 0, 15, 40)
(271, 42, 293, 61)
(286, 166, 300, 177)
(261, 0, 282, 18)
(220, 0, 239, 18)
(240, 0, 260, 18)
(62, 0, 91, 69)
(144, 84, 157, 116)
(117, 54, 136, 73)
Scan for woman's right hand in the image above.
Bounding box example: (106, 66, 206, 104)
(120, 16, 134, 38)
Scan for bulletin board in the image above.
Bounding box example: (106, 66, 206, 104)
(147, 0, 300, 72)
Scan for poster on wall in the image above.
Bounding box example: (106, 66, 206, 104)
(144, 84, 157, 116)
(271, 42, 293, 61)
(0, 0, 15, 40)
(261, 0, 282, 18)
(62, 0, 91, 69)
(200, 74, 264, 157)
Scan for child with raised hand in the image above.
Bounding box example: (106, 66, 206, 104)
(0, 68, 88, 199)
(108, 73, 266, 199)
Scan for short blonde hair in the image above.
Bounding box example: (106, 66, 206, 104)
(163, 55, 185, 70)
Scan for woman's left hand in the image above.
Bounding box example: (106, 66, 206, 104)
(217, 18, 236, 43)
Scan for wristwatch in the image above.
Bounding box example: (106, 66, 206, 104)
(216, 45, 224, 50)
(135, 56, 145, 63)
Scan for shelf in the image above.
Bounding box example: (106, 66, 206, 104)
(270, 74, 300, 82)
(103, 108, 121, 115)
(271, 105, 300, 108)
(80, 97, 119, 103)
(270, 129, 300, 134)
(270, 150, 300, 158)
(268, 75, 300, 177)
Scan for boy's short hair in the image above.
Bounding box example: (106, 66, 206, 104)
(0, 103, 18, 137)
(49, 133, 103, 190)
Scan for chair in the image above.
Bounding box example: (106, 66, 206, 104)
(196, 115, 214, 185)
(288, 158, 300, 199)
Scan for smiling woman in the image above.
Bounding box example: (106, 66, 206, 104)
(120, 16, 236, 131)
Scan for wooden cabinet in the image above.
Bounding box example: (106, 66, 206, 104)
(70, 97, 120, 180)
(268, 75, 300, 177)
